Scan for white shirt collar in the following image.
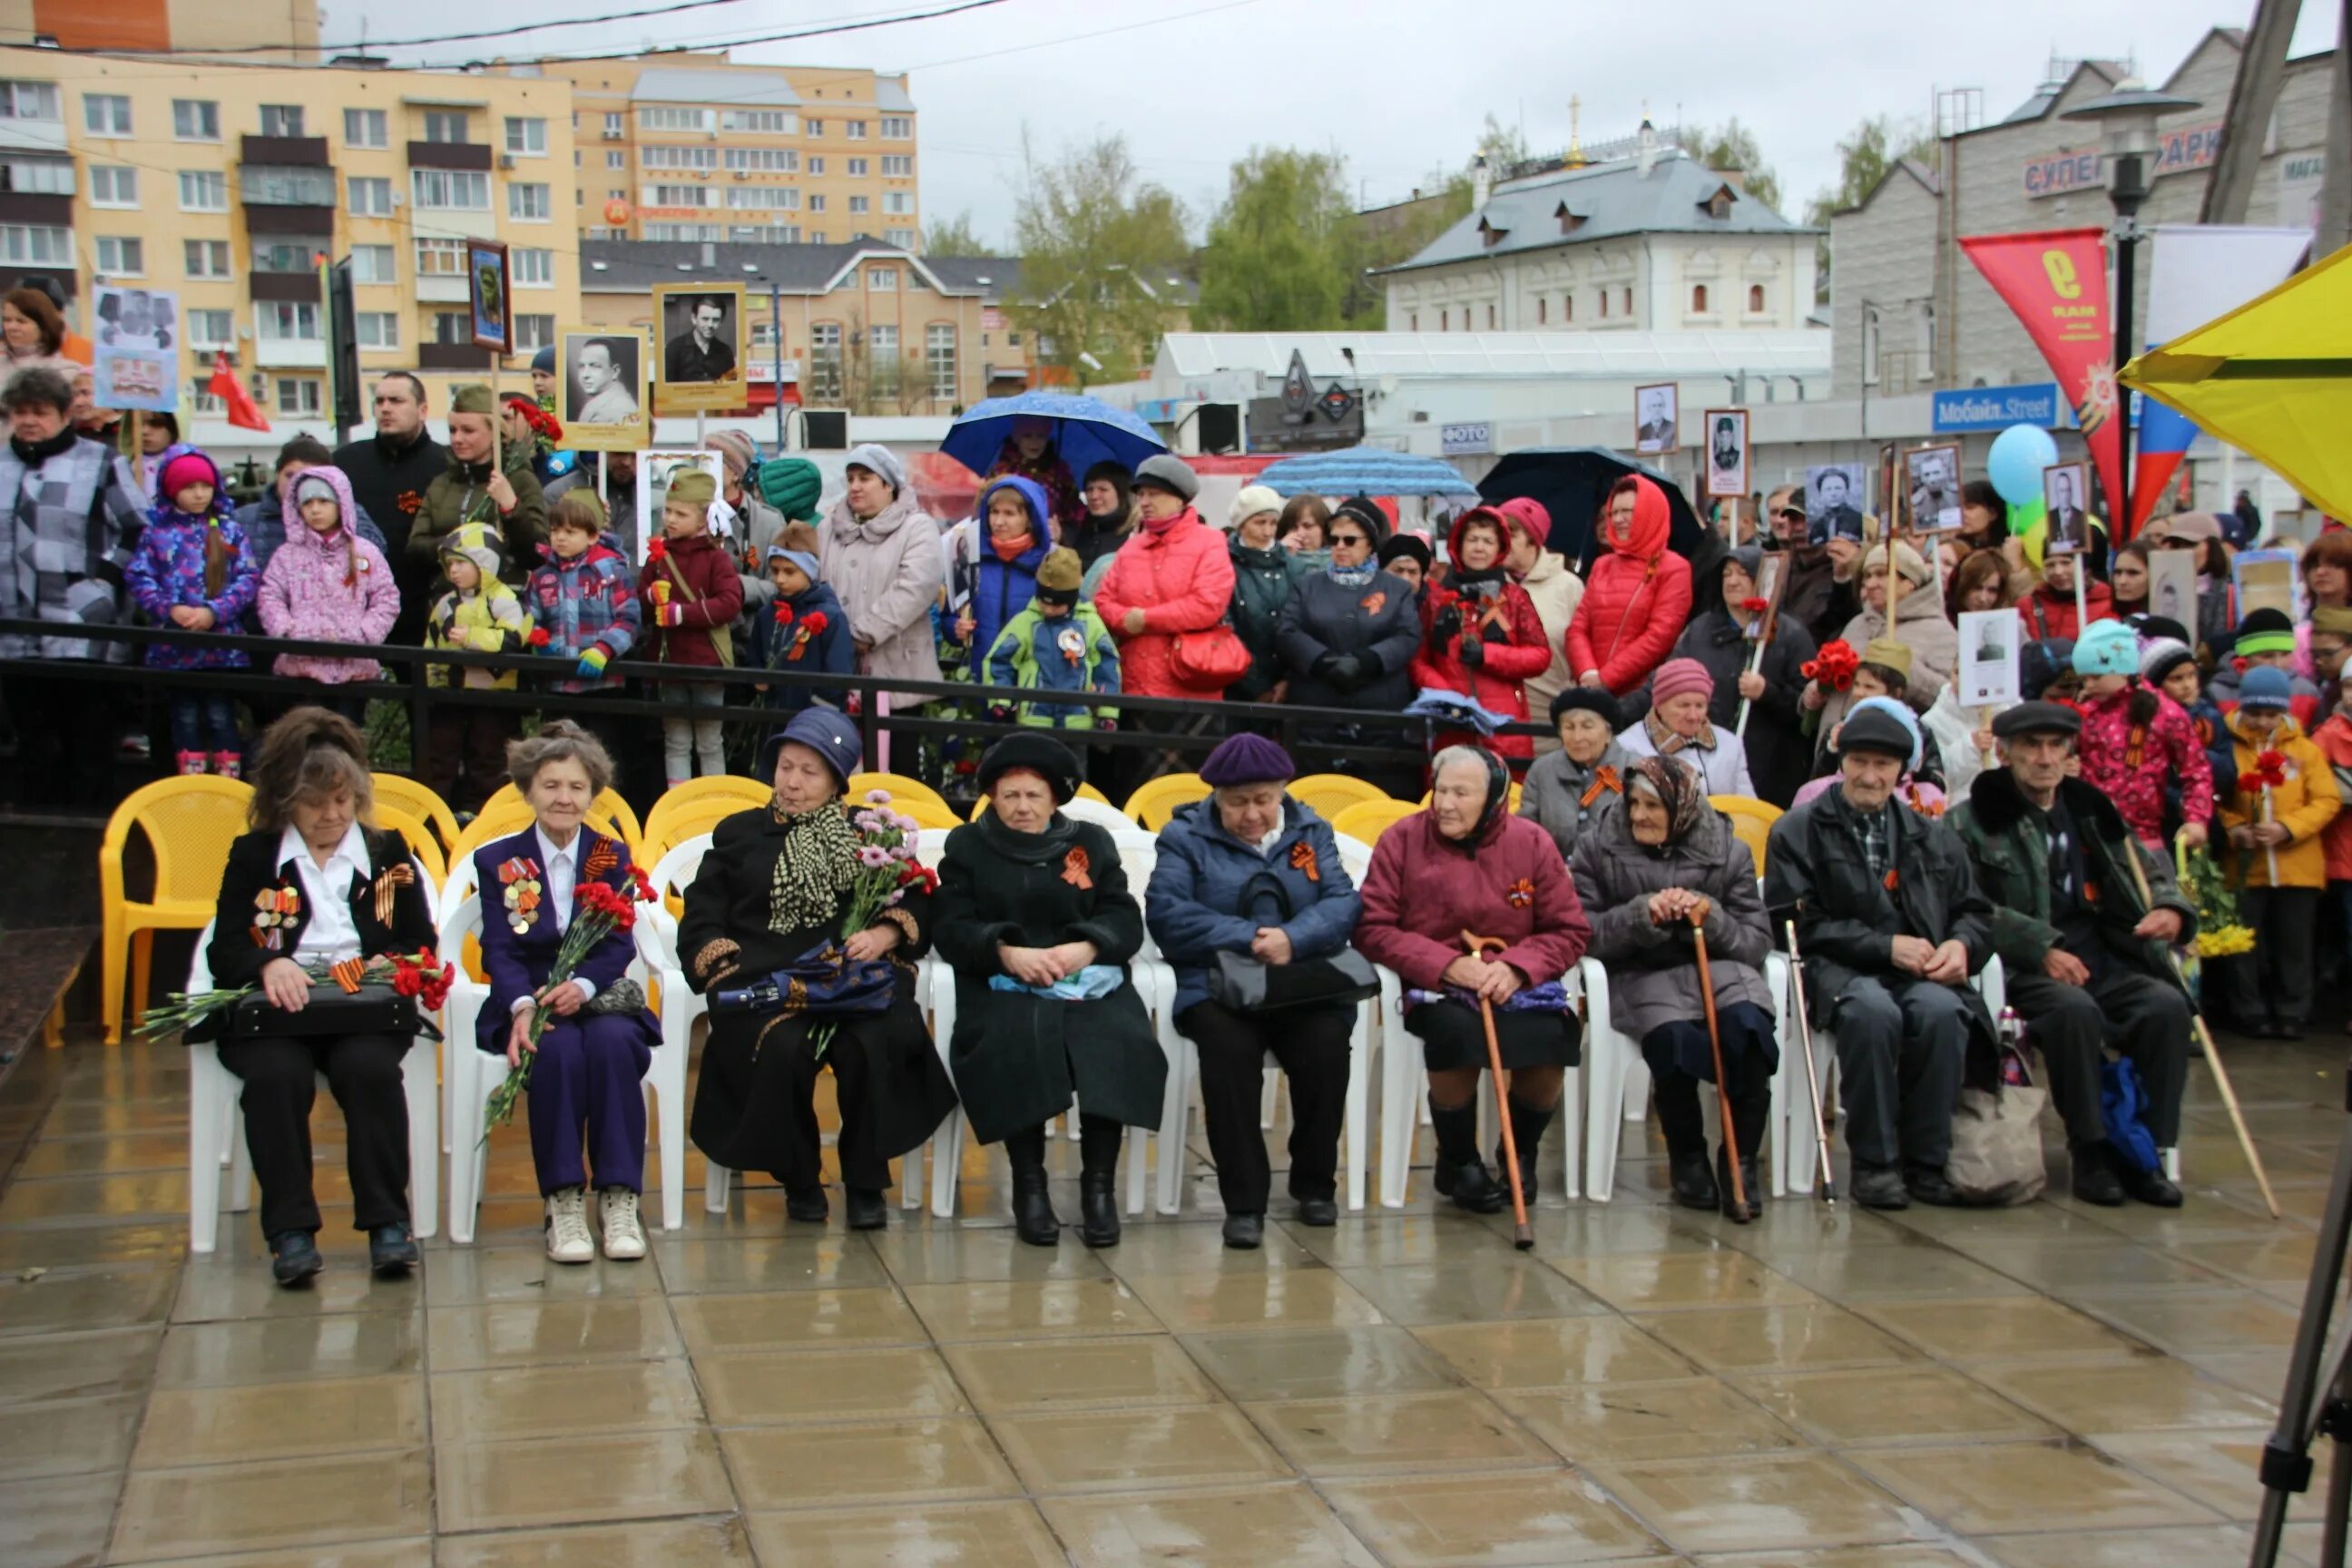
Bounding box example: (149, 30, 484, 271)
(535, 824, 585, 871)
(277, 821, 370, 878)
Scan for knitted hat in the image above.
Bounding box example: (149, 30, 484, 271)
(1034, 545, 1083, 605)
(290, 470, 342, 512)
(761, 543, 821, 583)
(759, 707, 863, 788)
(1992, 700, 2082, 740)
(758, 456, 824, 522)
(1549, 687, 1621, 730)
(844, 442, 906, 495)
(1199, 730, 1296, 788)
(1377, 534, 1433, 574)
(1131, 453, 1199, 503)
(976, 732, 1083, 805)
(1649, 658, 1713, 707)
(159, 451, 216, 503)
(2239, 664, 2295, 710)
(2236, 607, 2296, 657)
(1495, 496, 1552, 553)
(2073, 619, 2141, 677)
(530, 345, 556, 375)
(1228, 484, 1282, 532)
(1331, 495, 1388, 545)
(2140, 637, 2196, 686)
(2021, 638, 2075, 700)
(2132, 614, 2192, 646)
(664, 466, 718, 510)
(1839, 697, 1921, 769)
(449, 383, 495, 416)
(1860, 637, 1913, 681)
(437, 520, 505, 582)
(706, 427, 758, 481)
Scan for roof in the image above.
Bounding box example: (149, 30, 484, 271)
(922, 256, 1024, 299)
(631, 67, 802, 108)
(876, 76, 916, 113)
(1838, 155, 1943, 220)
(1383, 149, 1814, 275)
(1994, 57, 2122, 127)
(1152, 330, 1830, 382)
(578, 238, 982, 298)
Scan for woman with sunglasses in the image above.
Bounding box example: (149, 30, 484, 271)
(1276, 499, 1426, 798)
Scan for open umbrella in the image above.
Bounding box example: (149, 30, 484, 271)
(1476, 446, 1710, 569)
(2121, 241, 2352, 522)
(1255, 447, 1483, 500)
(940, 392, 1165, 479)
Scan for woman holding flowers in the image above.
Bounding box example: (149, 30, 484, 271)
(680, 706, 956, 1230)
(197, 708, 436, 1288)
(473, 722, 660, 1264)
(932, 735, 1162, 1250)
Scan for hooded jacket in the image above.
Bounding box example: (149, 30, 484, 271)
(2219, 708, 2341, 889)
(1564, 476, 1693, 696)
(1817, 576, 1959, 742)
(639, 530, 743, 671)
(1144, 796, 1364, 1015)
(125, 449, 258, 671)
(426, 522, 532, 691)
(1409, 510, 1551, 760)
(525, 540, 639, 695)
(819, 486, 945, 708)
(255, 465, 399, 684)
(235, 477, 386, 575)
(1094, 505, 1237, 700)
(1572, 796, 1774, 1041)
(957, 475, 1055, 671)
(749, 577, 853, 714)
(1227, 534, 1311, 701)
(1495, 497, 1585, 737)
(411, 443, 544, 586)
(1667, 552, 1818, 807)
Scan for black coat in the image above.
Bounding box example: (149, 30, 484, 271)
(1666, 607, 1818, 808)
(678, 803, 956, 1177)
(931, 813, 1163, 1144)
(1274, 569, 1423, 713)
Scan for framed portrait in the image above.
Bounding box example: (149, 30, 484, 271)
(1877, 442, 1899, 531)
(2235, 548, 2300, 622)
(1747, 550, 1788, 642)
(638, 449, 726, 566)
(560, 329, 648, 452)
(2147, 548, 2199, 630)
(653, 281, 745, 413)
(92, 283, 180, 412)
(1702, 408, 1748, 498)
(1957, 609, 2023, 708)
(1804, 462, 1867, 545)
(2042, 461, 2092, 555)
(1633, 382, 1679, 456)
(1906, 443, 1963, 534)
(466, 240, 510, 355)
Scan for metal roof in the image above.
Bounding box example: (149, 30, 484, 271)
(579, 238, 981, 297)
(922, 256, 1023, 299)
(631, 67, 802, 108)
(876, 76, 916, 112)
(1152, 330, 1829, 381)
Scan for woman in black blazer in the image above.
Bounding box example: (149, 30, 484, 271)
(201, 708, 436, 1287)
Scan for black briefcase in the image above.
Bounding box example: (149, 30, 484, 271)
(229, 984, 423, 1040)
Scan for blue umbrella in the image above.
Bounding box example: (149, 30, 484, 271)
(1256, 447, 1482, 500)
(941, 392, 1166, 479)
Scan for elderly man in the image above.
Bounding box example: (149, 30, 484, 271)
(1949, 701, 2192, 1206)
(335, 372, 448, 642)
(1766, 702, 1993, 1209)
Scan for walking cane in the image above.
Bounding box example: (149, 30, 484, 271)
(1782, 920, 1838, 1205)
(1462, 930, 1534, 1249)
(1685, 899, 1751, 1222)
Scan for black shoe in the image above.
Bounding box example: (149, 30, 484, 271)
(1717, 1147, 1760, 1222)
(1903, 1165, 1963, 1208)
(1668, 1149, 1720, 1210)
(1294, 1197, 1338, 1228)
(1011, 1161, 1060, 1248)
(2120, 1162, 2185, 1209)
(1223, 1212, 1265, 1250)
(1497, 1096, 1553, 1208)
(367, 1222, 418, 1276)
(1850, 1163, 1911, 1210)
(269, 1230, 323, 1288)
(1430, 1102, 1506, 1214)
(2071, 1142, 2127, 1207)
(786, 1186, 829, 1223)
(1078, 1169, 1120, 1248)
(844, 1188, 888, 1231)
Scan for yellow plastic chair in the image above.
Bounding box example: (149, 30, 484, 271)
(1329, 797, 1422, 848)
(845, 771, 951, 813)
(1122, 772, 1210, 830)
(1418, 781, 1524, 811)
(647, 795, 762, 864)
(375, 804, 447, 888)
(1288, 773, 1393, 822)
(100, 775, 254, 1043)
(1076, 781, 1112, 805)
(893, 796, 966, 832)
(448, 799, 630, 870)
(644, 776, 771, 850)
(371, 774, 459, 852)
(1709, 794, 1783, 875)
(480, 780, 642, 848)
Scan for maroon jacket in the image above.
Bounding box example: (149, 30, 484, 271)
(639, 532, 744, 670)
(1354, 808, 1591, 992)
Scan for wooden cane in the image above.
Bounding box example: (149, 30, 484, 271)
(1462, 930, 1534, 1249)
(1684, 898, 1750, 1222)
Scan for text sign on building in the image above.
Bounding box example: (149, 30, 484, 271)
(1441, 422, 1492, 456)
(1932, 382, 2063, 433)
(2023, 122, 2223, 199)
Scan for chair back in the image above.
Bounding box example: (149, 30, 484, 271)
(973, 794, 1131, 833)
(1708, 794, 1783, 875)
(370, 774, 459, 850)
(892, 796, 965, 831)
(643, 776, 771, 849)
(1332, 833, 1374, 886)
(1288, 773, 1392, 822)
(1122, 772, 1210, 830)
(1076, 781, 1112, 805)
(479, 781, 642, 846)
(646, 796, 761, 864)
(375, 804, 447, 887)
(845, 771, 950, 812)
(440, 890, 488, 983)
(913, 826, 953, 870)
(1328, 797, 1421, 848)
(101, 775, 256, 912)
(189, 918, 218, 990)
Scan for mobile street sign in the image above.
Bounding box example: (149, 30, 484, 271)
(1932, 382, 2064, 433)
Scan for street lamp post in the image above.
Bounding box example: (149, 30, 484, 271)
(2062, 83, 2201, 535)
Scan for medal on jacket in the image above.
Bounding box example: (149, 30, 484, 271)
(250, 883, 300, 950)
(1359, 591, 1386, 616)
(498, 857, 544, 934)
(1506, 877, 1534, 909)
(1056, 625, 1085, 666)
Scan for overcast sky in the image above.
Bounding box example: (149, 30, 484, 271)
(353, 0, 2339, 249)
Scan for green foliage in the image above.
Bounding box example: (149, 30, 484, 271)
(1807, 115, 1940, 302)
(1009, 132, 1191, 387)
(1196, 148, 1360, 331)
(1690, 118, 1783, 215)
(921, 211, 991, 258)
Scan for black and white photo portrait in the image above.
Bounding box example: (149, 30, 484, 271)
(1633, 382, 1679, 456)
(2043, 461, 2091, 555)
(560, 331, 646, 451)
(1906, 443, 1962, 534)
(1804, 463, 1867, 545)
(661, 289, 739, 385)
(1704, 408, 1748, 498)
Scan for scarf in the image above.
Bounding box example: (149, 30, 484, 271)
(1645, 710, 1717, 755)
(1629, 756, 1706, 846)
(988, 530, 1034, 564)
(765, 799, 860, 936)
(1142, 506, 1196, 536)
(10, 424, 76, 467)
(1328, 562, 1377, 588)
(1437, 746, 1514, 854)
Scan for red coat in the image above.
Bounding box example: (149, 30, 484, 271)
(639, 532, 744, 670)
(2016, 578, 2114, 642)
(1355, 809, 1591, 992)
(2315, 714, 2352, 882)
(1093, 508, 1237, 699)
(1412, 576, 1549, 760)
(1563, 475, 1692, 696)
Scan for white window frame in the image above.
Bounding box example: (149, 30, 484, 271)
(182, 239, 232, 279)
(867, 266, 896, 289)
(508, 181, 552, 222)
(884, 191, 911, 215)
(881, 116, 912, 139)
(83, 93, 132, 137)
(187, 309, 234, 348)
(603, 112, 625, 135)
(258, 301, 322, 342)
(848, 195, 869, 215)
(0, 82, 59, 122)
(606, 151, 624, 169)
(411, 169, 490, 211)
(0, 225, 70, 266)
(926, 323, 956, 400)
(348, 243, 397, 284)
(354, 311, 400, 348)
(415, 237, 467, 277)
(513, 313, 554, 351)
(844, 120, 868, 140)
(258, 103, 305, 138)
(172, 99, 220, 142)
(88, 165, 136, 208)
(421, 111, 470, 144)
(503, 116, 547, 156)
(344, 107, 387, 148)
(95, 236, 143, 277)
(512, 247, 554, 288)
(886, 227, 915, 249)
(348, 176, 394, 217)
(179, 170, 228, 212)
(638, 106, 713, 133)
(847, 157, 868, 178)
(881, 154, 911, 177)
(276, 377, 321, 416)
(807, 156, 826, 176)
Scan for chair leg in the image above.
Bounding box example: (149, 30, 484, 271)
(130, 930, 153, 1038)
(188, 1043, 226, 1253)
(657, 1063, 688, 1233)
(1622, 1057, 1651, 1122)
(706, 1163, 731, 1213)
(446, 1050, 482, 1246)
(403, 1040, 439, 1240)
(1559, 1065, 1583, 1201)
(1377, 1027, 1416, 1210)
(929, 1109, 964, 1219)
(1344, 1016, 1370, 1212)
(102, 912, 125, 1044)
(1153, 1026, 1191, 1217)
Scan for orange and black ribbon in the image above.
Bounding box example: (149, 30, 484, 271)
(1579, 766, 1622, 808)
(328, 956, 368, 994)
(370, 863, 416, 926)
(583, 838, 619, 881)
(1289, 840, 1319, 882)
(1062, 847, 1093, 890)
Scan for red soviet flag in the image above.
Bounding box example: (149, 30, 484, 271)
(1960, 229, 2122, 525)
(206, 351, 271, 433)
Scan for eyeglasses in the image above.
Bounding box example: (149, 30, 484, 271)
(1329, 533, 1367, 546)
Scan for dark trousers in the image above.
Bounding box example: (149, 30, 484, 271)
(1641, 1005, 1774, 1161)
(168, 691, 241, 757)
(496, 1015, 651, 1196)
(2007, 965, 2191, 1148)
(426, 705, 519, 814)
(1829, 975, 1970, 1170)
(4, 671, 117, 806)
(783, 1032, 887, 1193)
(1004, 1112, 1122, 1175)
(297, 682, 372, 725)
(218, 1033, 412, 1236)
(2233, 886, 2322, 1027)
(1178, 1000, 1353, 1215)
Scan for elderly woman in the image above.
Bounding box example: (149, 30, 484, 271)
(681, 707, 956, 1230)
(1519, 689, 1629, 861)
(1148, 734, 1366, 1250)
(1615, 658, 1757, 798)
(1573, 757, 1778, 1211)
(1356, 746, 1592, 1210)
(472, 721, 661, 1265)
(199, 708, 436, 1285)
(1671, 546, 1818, 806)
(933, 735, 1161, 1249)
(818, 443, 945, 711)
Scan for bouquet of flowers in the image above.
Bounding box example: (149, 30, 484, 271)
(2177, 837, 2254, 960)
(1802, 639, 1859, 691)
(484, 865, 658, 1132)
(811, 789, 940, 1059)
(140, 949, 455, 1041)
(2243, 748, 2289, 887)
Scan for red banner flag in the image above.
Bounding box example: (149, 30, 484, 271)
(206, 350, 270, 433)
(1959, 228, 2122, 525)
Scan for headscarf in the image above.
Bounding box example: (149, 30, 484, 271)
(1627, 755, 1705, 847)
(1435, 746, 1514, 853)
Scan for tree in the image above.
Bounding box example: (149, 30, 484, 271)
(1807, 115, 1939, 302)
(1196, 148, 1359, 331)
(922, 210, 991, 258)
(1690, 118, 1783, 215)
(1009, 132, 1191, 387)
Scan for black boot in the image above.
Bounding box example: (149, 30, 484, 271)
(1078, 1169, 1121, 1248)
(844, 1187, 888, 1230)
(785, 1186, 829, 1223)
(1429, 1101, 1505, 1214)
(1496, 1096, 1552, 1207)
(1008, 1140, 1060, 1247)
(1668, 1149, 1720, 1210)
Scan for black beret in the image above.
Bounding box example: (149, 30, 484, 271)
(1991, 700, 2082, 740)
(976, 732, 1083, 805)
(1549, 687, 1621, 730)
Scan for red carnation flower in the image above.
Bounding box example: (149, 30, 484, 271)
(1802, 639, 1860, 691)
(1740, 596, 1769, 614)
(645, 539, 669, 565)
(773, 603, 795, 627)
(526, 627, 551, 648)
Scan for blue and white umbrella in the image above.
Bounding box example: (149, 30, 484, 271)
(941, 392, 1166, 478)
(1256, 447, 1482, 500)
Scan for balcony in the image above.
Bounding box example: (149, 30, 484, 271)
(240, 165, 337, 235)
(418, 341, 490, 370)
(0, 117, 66, 155)
(250, 271, 322, 304)
(407, 140, 491, 172)
(240, 135, 328, 167)
(0, 191, 69, 226)
(252, 338, 326, 370)
(415, 272, 469, 304)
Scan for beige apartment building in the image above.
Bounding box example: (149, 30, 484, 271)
(0, 45, 578, 433)
(534, 54, 921, 252)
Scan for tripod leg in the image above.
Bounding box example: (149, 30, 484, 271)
(2250, 1120, 2352, 1568)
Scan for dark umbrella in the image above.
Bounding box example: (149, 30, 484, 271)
(1476, 446, 1712, 573)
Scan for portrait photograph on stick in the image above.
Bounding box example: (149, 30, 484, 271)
(466, 240, 511, 355)
(560, 330, 648, 452)
(1906, 443, 1963, 534)
(1704, 408, 1748, 498)
(1633, 382, 1678, 455)
(2042, 460, 2092, 555)
(1803, 462, 1867, 545)
(1957, 608, 2023, 707)
(653, 282, 744, 413)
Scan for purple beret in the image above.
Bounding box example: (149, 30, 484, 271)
(1199, 731, 1297, 789)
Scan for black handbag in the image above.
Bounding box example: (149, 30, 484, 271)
(230, 984, 423, 1040)
(1205, 868, 1379, 1013)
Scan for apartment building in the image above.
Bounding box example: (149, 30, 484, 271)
(0, 0, 318, 57)
(535, 54, 920, 252)
(0, 45, 578, 432)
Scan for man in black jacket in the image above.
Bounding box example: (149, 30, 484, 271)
(334, 372, 447, 644)
(1765, 704, 1994, 1209)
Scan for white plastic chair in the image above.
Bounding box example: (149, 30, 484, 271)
(186, 919, 441, 1253)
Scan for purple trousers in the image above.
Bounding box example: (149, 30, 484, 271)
(488, 1014, 652, 1195)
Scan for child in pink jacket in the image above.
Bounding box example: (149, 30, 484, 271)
(257, 466, 400, 710)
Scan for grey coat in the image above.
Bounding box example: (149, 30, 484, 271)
(1518, 740, 1630, 862)
(1571, 799, 1773, 1042)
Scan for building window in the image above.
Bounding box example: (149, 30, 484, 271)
(809, 321, 842, 399)
(1438, 309, 1446, 331)
(0, 82, 60, 122)
(0, 225, 70, 266)
(189, 377, 224, 414)
(1485, 302, 1495, 328)
(1691, 283, 1709, 314)
(172, 99, 220, 141)
(259, 104, 304, 137)
(415, 237, 467, 276)
(355, 311, 399, 348)
(606, 151, 624, 169)
(805, 118, 823, 137)
(1536, 297, 1546, 326)
(183, 240, 232, 279)
(808, 230, 826, 243)
(431, 310, 469, 345)
(869, 324, 898, 393)
(96, 236, 143, 276)
(512, 248, 554, 288)
(603, 111, 624, 135)
(643, 222, 723, 241)
(808, 194, 827, 213)
(724, 147, 798, 172)
(504, 116, 546, 156)
(83, 93, 131, 136)
(881, 116, 911, 139)
(411, 169, 490, 210)
(884, 191, 912, 216)
(276, 377, 321, 416)
(720, 109, 795, 132)
(650, 183, 711, 208)
(637, 106, 713, 132)
(250, 238, 318, 275)
(847, 157, 868, 178)
(1622, 286, 1632, 314)
(348, 176, 393, 216)
(514, 314, 554, 351)
(260, 302, 321, 341)
(1563, 294, 1573, 322)
(926, 324, 956, 400)
(880, 154, 912, 177)
(1748, 283, 1766, 313)
(807, 156, 825, 176)
(422, 110, 470, 143)
(848, 195, 869, 214)
(349, 243, 396, 284)
(886, 227, 915, 249)
(344, 107, 387, 148)
(726, 187, 799, 210)
(607, 188, 627, 201)
(1408, 312, 1417, 331)
(642, 145, 715, 170)
(508, 182, 552, 221)
(848, 121, 872, 141)
(867, 266, 895, 290)
(188, 309, 233, 348)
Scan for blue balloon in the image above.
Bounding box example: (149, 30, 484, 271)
(1986, 424, 2060, 506)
